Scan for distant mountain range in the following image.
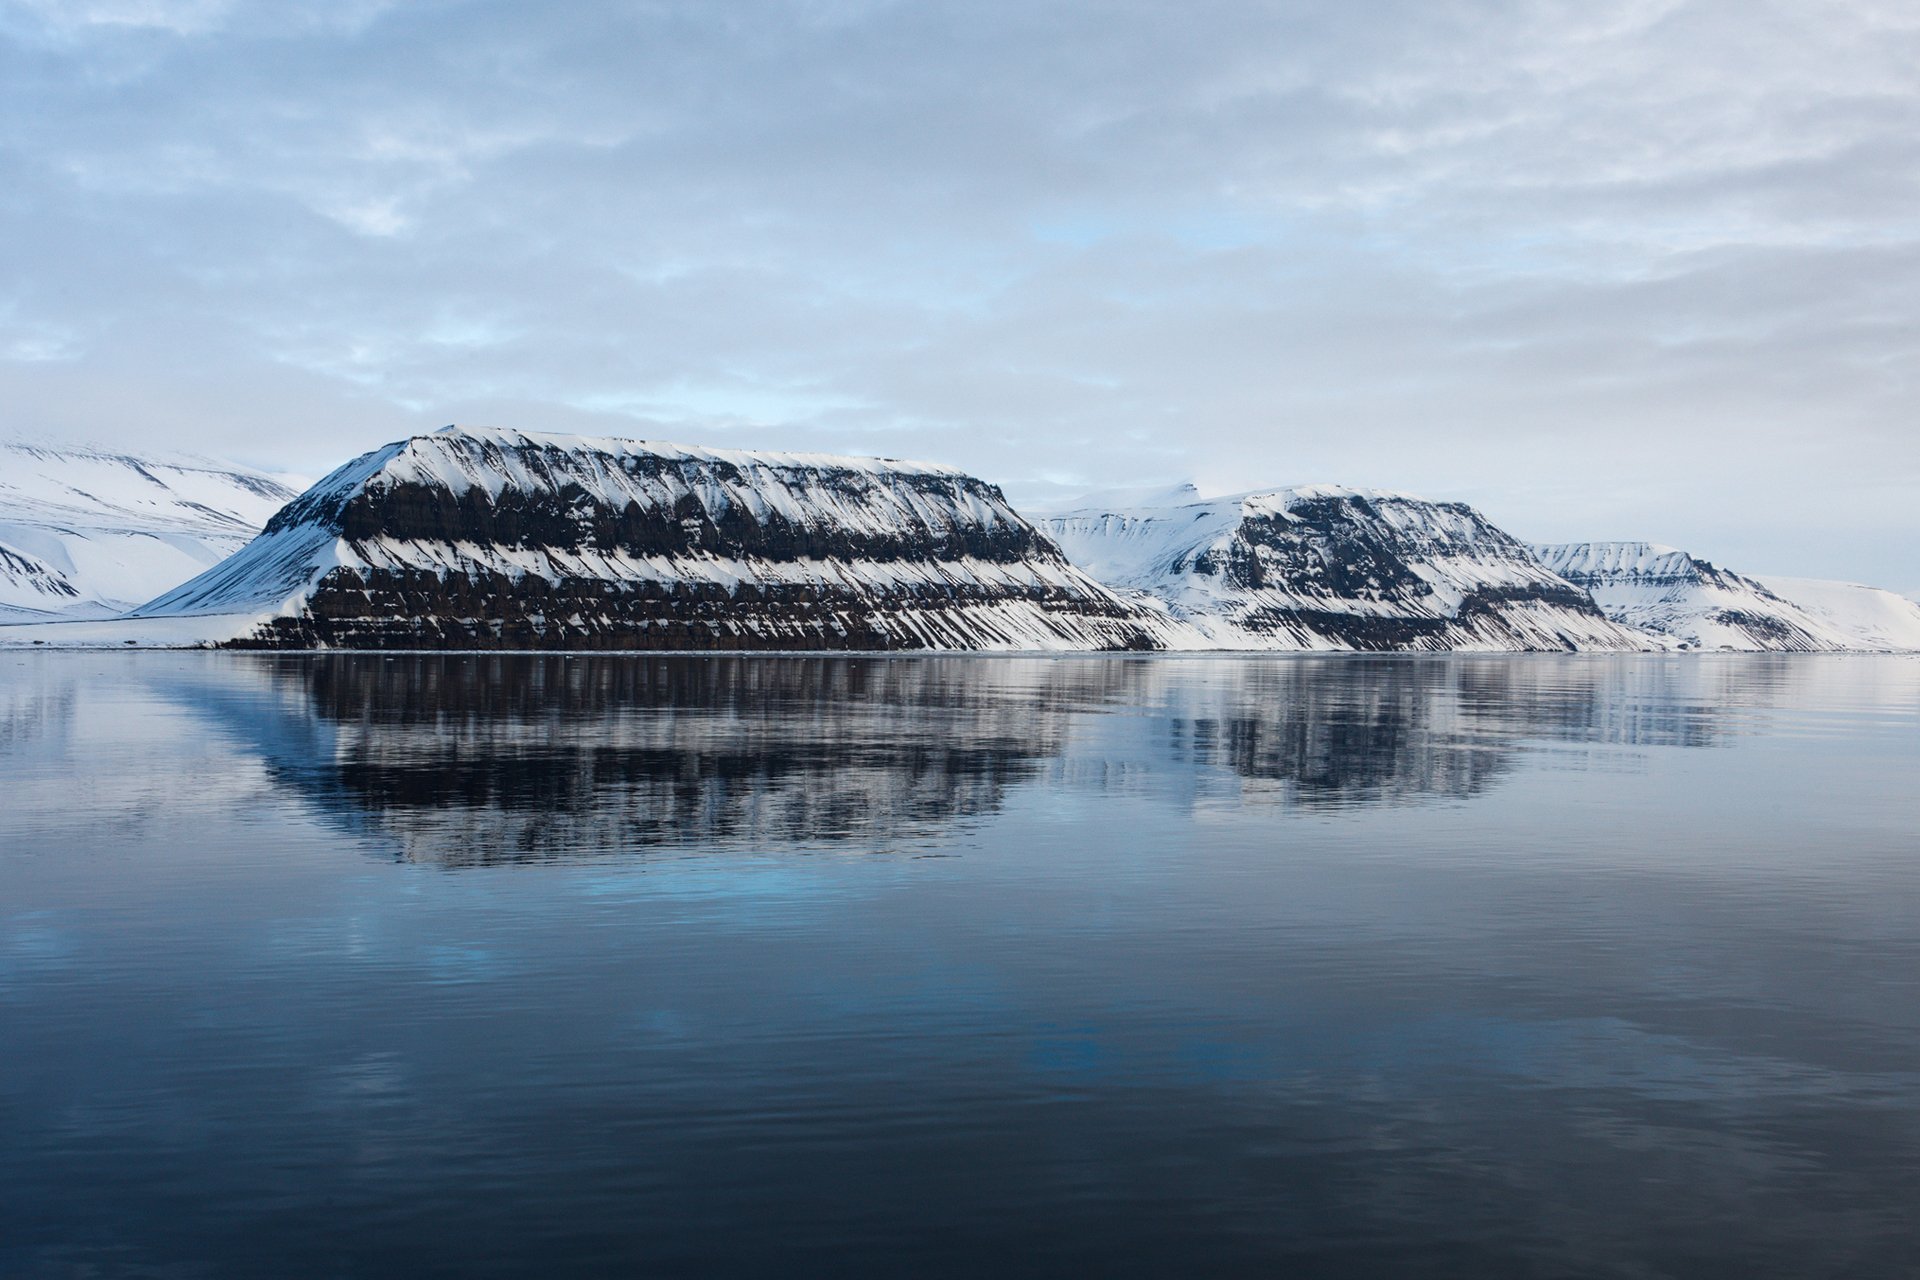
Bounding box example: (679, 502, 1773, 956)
(3, 427, 1915, 652)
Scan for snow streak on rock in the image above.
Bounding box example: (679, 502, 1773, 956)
(1046, 487, 1650, 652)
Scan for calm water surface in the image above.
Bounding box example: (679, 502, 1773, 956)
(3, 652, 1918, 1277)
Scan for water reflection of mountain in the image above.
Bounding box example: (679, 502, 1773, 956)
(1171, 660, 1513, 808)
(0, 671, 71, 757)
(115, 652, 1866, 865)
(1160, 656, 1753, 810)
(269, 655, 1092, 865)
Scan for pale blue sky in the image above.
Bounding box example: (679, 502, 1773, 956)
(2, 0, 1916, 589)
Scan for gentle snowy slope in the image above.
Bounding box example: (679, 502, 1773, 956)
(0, 442, 300, 621)
(129, 426, 1182, 651)
(1534, 542, 1920, 651)
(1754, 576, 1920, 651)
(1047, 487, 1649, 651)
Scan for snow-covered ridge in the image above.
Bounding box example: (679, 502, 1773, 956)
(0, 441, 295, 531)
(1534, 541, 1704, 585)
(1537, 541, 1920, 652)
(132, 426, 1177, 651)
(253, 425, 1018, 556)
(0, 441, 301, 622)
(1047, 486, 1649, 651)
(416, 423, 973, 479)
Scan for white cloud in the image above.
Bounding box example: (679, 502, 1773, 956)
(2, 0, 236, 36)
(0, 0, 1915, 585)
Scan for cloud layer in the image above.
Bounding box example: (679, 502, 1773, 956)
(3, 0, 1916, 586)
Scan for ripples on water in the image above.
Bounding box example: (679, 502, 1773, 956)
(3, 652, 1918, 1277)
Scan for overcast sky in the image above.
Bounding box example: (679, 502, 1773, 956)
(2, 0, 1916, 588)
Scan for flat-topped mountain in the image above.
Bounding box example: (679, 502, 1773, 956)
(134, 426, 1176, 651)
(1535, 541, 1920, 651)
(1044, 486, 1650, 651)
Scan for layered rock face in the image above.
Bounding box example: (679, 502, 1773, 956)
(136, 427, 1175, 651)
(1535, 541, 1920, 651)
(1046, 486, 1650, 651)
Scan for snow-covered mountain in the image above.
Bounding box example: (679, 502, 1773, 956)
(131, 426, 1179, 651)
(1044, 486, 1650, 651)
(0, 441, 300, 622)
(1533, 542, 1920, 652)
(8, 428, 1912, 655)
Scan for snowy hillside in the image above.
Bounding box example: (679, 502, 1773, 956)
(1534, 542, 1920, 651)
(1755, 577, 1920, 651)
(129, 426, 1180, 651)
(0, 442, 300, 621)
(1045, 487, 1649, 651)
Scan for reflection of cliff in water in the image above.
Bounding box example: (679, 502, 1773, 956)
(1157, 655, 1755, 810)
(123, 652, 1849, 865)
(1171, 661, 1512, 809)
(271, 655, 1092, 865)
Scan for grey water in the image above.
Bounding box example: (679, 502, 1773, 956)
(3, 652, 1918, 1278)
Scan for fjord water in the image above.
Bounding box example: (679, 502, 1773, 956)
(3, 654, 1917, 1278)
